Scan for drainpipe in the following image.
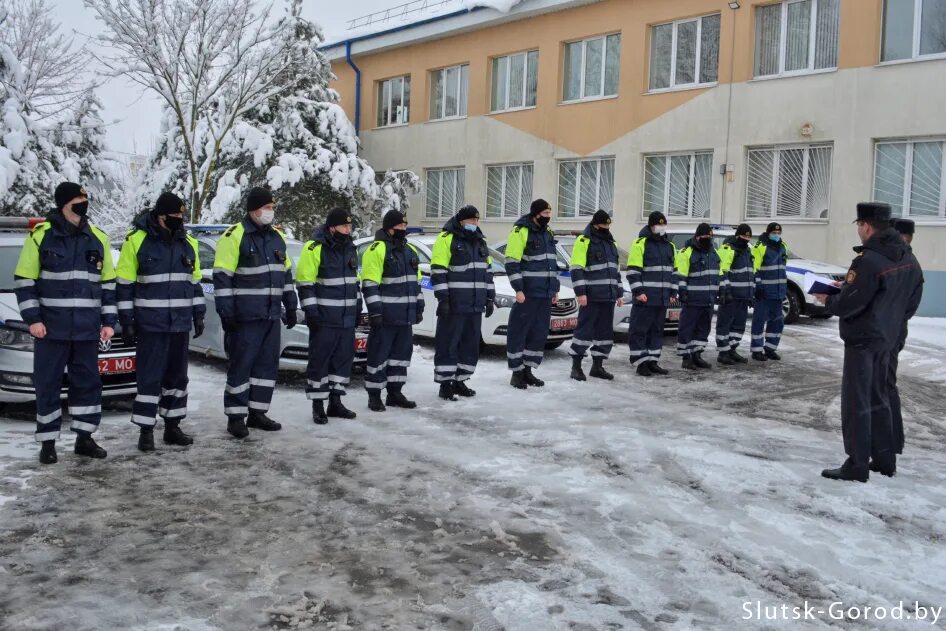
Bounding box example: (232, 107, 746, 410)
(345, 40, 362, 136)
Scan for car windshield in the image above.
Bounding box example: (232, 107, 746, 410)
(0, 245, 20, 291)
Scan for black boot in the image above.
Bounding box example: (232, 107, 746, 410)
(163, 421, 193, 446)
(74, 434, 107, 459)
(39, 440, 57, 465)
(326, 394, 357, 419)
(649, 361, 669, 375)
(138, 427, 156, 452)
(752, 351, 768, 362)
(440, 381, 459, 400)
(386, 388, 417, 409)
(570, 356, 586, 382)
(636, 361, 654, 377)
(692, 352, 711, 369)
(869, 459, 896, 477)
(765, 349, 781, 361)
(453, 381, 476, 397)
(589, 358, 613, 380)
(730, 349, 749, 364)
(227, 416, 249, 438)
(821, 458, 868, 483)
(510, 371, 528, 390)
(312, 400, 328, 424)
(523, 367, 545, 387)
(682, 355, 697, 370)
(247, 410, 283, 431)
(717, 351, 736, 366)
(368, 392, 387, 412)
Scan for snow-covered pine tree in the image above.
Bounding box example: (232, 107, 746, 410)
(53, 90, 114, 192)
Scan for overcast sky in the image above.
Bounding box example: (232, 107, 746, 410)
(49, 0, 398, 156)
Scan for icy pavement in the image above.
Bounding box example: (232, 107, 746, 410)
(1, 318, 945, 630)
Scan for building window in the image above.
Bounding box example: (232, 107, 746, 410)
(753, 0, 840, 78)
(486, 163, 534, 218)
(563, 34, 621, 102)
(558, 158, 615, 218)
(746, 144, 833, 219)
(874, 139, 946, 219)
(426, 167, 465, 218)
(643, 151, 713, 218)
(429, 64, 469, 121)
(491, 51, 539, 112)
(649, 14, 721, 91)
(882, 0, 946, 61)
(376, 76, 410, 127)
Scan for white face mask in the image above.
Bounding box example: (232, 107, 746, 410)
(258, 209, 275, 225)
(653, 225, 667, 235)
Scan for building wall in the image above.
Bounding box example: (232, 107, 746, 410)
(329, 0, 946, 315)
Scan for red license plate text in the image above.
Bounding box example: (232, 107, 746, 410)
(552, 318, 578, 331)
(354, 338, 368, 351)
(99, 356, 136, 375)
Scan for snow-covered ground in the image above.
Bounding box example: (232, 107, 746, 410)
(1, 318, 945, 630)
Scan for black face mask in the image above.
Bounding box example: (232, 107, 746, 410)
(164, 216, 184, 233)
(71, 201, 89, 217)
(332, 231, 352, 245)
(697, 237, 713, 249)
(733, 237, 750, 249)
(535, 216, 551, 228)
(392, 228, 408, 242)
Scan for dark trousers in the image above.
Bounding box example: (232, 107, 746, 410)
(889, 346, 904, 454)
(841, 345, 894, 471)
(570, 301, 615, 359)
(33, 338, 101, 442)
(628, 304, 667, 367)
(224, 319, 280, 416)
(677, 305, 713, 356)
(506, 298, 552, 371)
(751, 298, 784, 353)
(132, 331, 190, 428)
(434, 312, 483, 383)
(715, 299, 751, 352)
(365, 324, 413, 393)
(306, 325, 355, 400)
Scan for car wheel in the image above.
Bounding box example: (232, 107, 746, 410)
(783, 287, 802, 324)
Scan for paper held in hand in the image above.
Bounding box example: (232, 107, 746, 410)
(804, 272, 842, 296)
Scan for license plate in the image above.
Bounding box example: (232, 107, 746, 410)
(667, 310, 680, 322)
(99, 356, 136, 375)
(354, 338, 368, 351)
(552, 318, 578, 331)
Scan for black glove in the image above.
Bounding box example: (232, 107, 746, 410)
(283, 308, 297, 330)
(121, 322, 136, 346)
(754, 285, 765, 301)
(193, 319, 204, 338)
(369, 313, 383, 328)
(678, 289, 688, 305)
(436, 300, 450, 318)
(717, 287, 731, 305)
(416, 311, 423, 325)
(485, 301, 494, 318)
(221, 317, 237, 333)
(306, 315, 319, 331)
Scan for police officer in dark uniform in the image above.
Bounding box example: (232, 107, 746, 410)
(888, 218, 924, 456)
(360, 210, 425, 411)
(116, 192, 205, 451)
(430, 205, 494, 399)
(504, 199, 559, 389)
(568, 209, 622, 381)
(817, 203, 923, 482)
(626, 211, 676, 377)
(675, 223, 723, 370)
(296, 208, 360, 423)
(715, 224, 755, 365)
(213, 187, 298, 438)
(14, 182, 116, 464)
(750, 222, 788, 361)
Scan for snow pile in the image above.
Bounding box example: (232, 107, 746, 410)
(460, 0, 524, 12)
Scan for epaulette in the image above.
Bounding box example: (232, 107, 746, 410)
(577, 235, 589, 243)
(224, 225, 238, 237)
(307, 241, 318, 251)
(514, 226, 523, 233)
(369, 242, 381, 251)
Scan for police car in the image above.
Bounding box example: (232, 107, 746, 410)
(665, 226, 847, 324)
(354, 231, 580, 348)
(0, 217, 137, 403)
(182, 225, 369, 371)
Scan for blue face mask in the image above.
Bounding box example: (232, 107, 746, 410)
(769, 234, 781, 242)
(463, 223, 477, 232)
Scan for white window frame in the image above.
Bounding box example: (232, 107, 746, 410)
(491, 51, 539, 113)
(485, 162, 534, 218)
(429, 64, 469, 121)
(641, 151, 714, 219)
(376, 75, 410, 128)
(425, 167, 465, 219)
(744, 143, 834, 220)
(557, 157, 616, 218)
(562, 34, 621, 103)
(873, 138, 946, 220)
(754, 0, 838, 79)
(881, 0, 946, 63)
(649, 14, 721, 92)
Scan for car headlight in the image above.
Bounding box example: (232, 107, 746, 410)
(0, 326, 35, 350)
(494, 295, 517, 309)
